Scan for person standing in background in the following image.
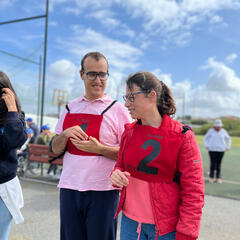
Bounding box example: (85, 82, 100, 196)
(0, 71, 27, 240)
(26, 117, 39, 143)
(204, 119, 231, 184)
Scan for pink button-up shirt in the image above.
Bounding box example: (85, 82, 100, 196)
(55, 94, 130, 191)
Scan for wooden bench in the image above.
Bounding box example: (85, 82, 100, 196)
(28, 144, 63, 165)
(26, 144, 63, 176)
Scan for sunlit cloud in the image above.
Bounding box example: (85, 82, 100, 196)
(225, 53, 238, 64)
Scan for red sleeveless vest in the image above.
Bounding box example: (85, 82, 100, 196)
(62, 101, 116, 156)
(123, 115, 186, 182)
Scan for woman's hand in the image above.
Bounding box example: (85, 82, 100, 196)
(1, 88, 17, 112)
(110, 169, 130, 188)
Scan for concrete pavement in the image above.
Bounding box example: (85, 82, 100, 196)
(9, 178, 240, 240)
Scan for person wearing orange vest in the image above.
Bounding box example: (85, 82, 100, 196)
(110, 71, 204, 240)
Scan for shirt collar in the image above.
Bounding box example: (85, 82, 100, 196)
(78, 93, 110, 103)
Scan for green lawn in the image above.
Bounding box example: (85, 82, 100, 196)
(199, 144, 240, 200)
(195, 135, 240, 147)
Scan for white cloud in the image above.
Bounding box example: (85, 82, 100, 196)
(151, 68, 193, 117)
(0, 0, 16, 8)
(119, 24, 135, 38)
(188, 84, 240, 118)
(152, 69, 173, 87)
(50, 0, 112, 13)
(48, 59, 78, 92)
(57, 26, 143, 72)
(106, 71, 127, 101)
(49, 21, 57, 27)
(152, 58, 240, 118)
(181, 56, 240, 118)
(225, 53, 238, 64)
(101, 17, 120, 30)
(48, 59, 77, 83)
(210, 15, 223, 24)
(87, 10, 120, 30)
(152, 68, 192, 100)
(22, 34, 44, 41)
(44, 59, 84, 111)
(163, 31, 192, 47)
(48, 0, 240, 47)
(202, 57, 240, 92)
(119, 0, 240, 46)
(64, 7, 82, 16)
(172, 80, 191, 98)
(87, 10, 135, 38)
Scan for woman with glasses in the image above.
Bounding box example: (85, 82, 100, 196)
(0, 71, 27, 240)
(110, 71, 204, 240)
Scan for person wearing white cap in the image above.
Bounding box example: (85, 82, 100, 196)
(204, 119, 231, 183)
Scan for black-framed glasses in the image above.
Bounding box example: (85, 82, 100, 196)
(123, 91, 148, 103)
(83, 71, 109, 81)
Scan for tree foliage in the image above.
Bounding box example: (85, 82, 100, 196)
(193, 118, 240, 137)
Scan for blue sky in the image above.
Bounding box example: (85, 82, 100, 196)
(0, 0, 240, 119)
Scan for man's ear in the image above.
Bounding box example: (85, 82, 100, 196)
(80, 70, 84, 80)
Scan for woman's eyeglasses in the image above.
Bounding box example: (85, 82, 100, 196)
(123, 91, 148, 103)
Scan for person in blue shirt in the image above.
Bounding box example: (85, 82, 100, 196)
(26, 117, 40, 143)
(0, 71, 27, 240)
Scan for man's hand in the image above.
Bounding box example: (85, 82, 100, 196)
(110, 169, 130, 188)
(62, 125, 88, 141)
(51, 126, 89, 154)
(71, 136, 101, 154)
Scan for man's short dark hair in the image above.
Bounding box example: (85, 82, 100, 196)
(81, 52, 108, 72)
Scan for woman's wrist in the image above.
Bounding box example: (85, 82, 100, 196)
(8, 106, 18, 112)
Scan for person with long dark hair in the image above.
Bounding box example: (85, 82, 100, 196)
(110, 71, 204, 240)
(0, 71, 27, 240)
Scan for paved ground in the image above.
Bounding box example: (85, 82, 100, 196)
(9, 178, 240, 240)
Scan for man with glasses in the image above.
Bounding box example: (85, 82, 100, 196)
(51, 52, 130, 240)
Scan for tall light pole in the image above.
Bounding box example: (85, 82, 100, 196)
(37, 55, 42, 127)
(182, 92, 185, 123)
(40, 0, 49, 127)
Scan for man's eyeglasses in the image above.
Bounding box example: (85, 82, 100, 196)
(83, 71, 109, 81)
(123, 91, 148, 103)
